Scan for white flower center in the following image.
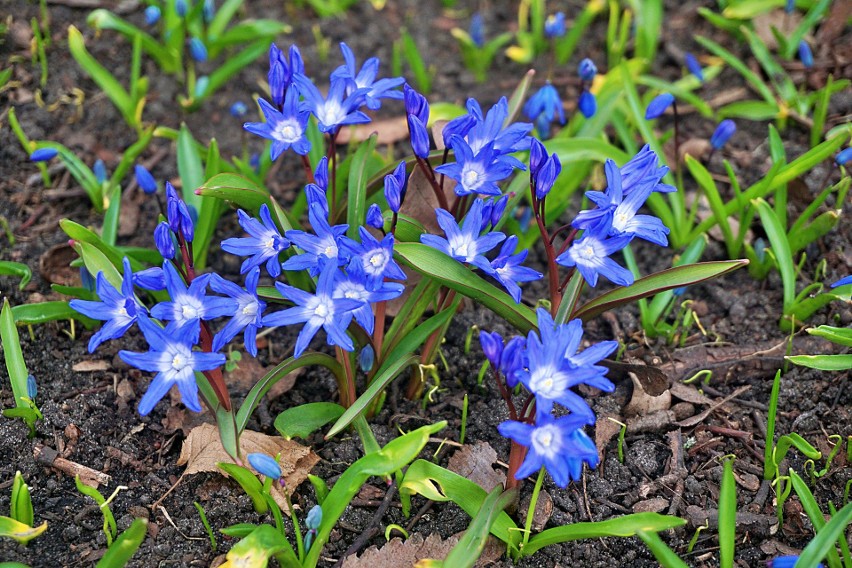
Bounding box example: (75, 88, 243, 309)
(324, 244, 338, 257)
(531, 424, 561, 458)
(171, 354, 187, 372)
(317, 100, 346, 127)
(242, 302, 258, 317)
(528, 364, 568, 398)
(462, 169, 480, 189)
(314, 303, 328, 318)
(273, 120, 303, 143)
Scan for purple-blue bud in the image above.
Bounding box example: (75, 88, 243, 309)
(479, 331, 503, 370)
(358, 345, 375, 372)
(578, 90, 596, 118)
(407, 115, 430, 158)
(785, 0, 795, 13)
(645, 93, 675, 119)
(366, 203, 384, 230)
(26, 374, 37, 399)
(313, 156, 329, 192)
(769, 556, 823, 568)
(268, 60, 286, 108)
(165, 181, 195, 242)
(403, 84, 429, 124)
(545, 12, 566, 38)
(530, 139, 561, 199)
(30, 147, 58, 162)
(202, 0, 215, 23)
(305, 504, 322, 530)
(469, 13, 485, 48)
(831, 275, 852, 288)
(135, 164, 158, 194)
(384, 177, 402, 213)
(175, 0, 187, 17)
(250, 153, 260, 173)
(836, 147, 852, 167)
(578, 58, 597, 81)
(798, 40, 813, 68)
(93, 159, 108, 184)
(230, 101, 247, 117)
(144, 5, 161, 25)
(501, 336, 525, 387)
(247, 453, 282, 479)
(133, 266, 167, 291)
(491, 195, 508, 227)
(685, 53, 704, 82)
(710, 119, 736, 150)
(479, 200, 494, 232)
(154, 222, 175, 259)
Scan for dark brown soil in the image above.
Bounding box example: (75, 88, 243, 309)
(1, 1, 851, 567)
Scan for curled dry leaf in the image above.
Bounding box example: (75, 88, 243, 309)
(341, 532, 504, 568)
(447, 441, 506, 493)
(624, 371, 672, 417)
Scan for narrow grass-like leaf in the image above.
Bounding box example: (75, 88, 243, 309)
(783, 0, 831, 59)
(695, 35, 776, 105)
(0, 261, 32, 289)
(722, 0, 784, 19)
(636, 530, 690, 568)
(796, 501, 852, 568)
(217, 463, 267, 513)
(790, 469, 843, 568)
(807, 325, 852, 347)
(786, 354, 852, 371)
(96, 518, 148, 568)
(395, 243, 537, 333)
(1, 299, 30, 410)
(86, 10, 177, 72)
(34, 142, 102, 211)
(718, 100, 780, 121)
(573, 261, 748, 322)
(183, 40, 271, 111)
(719, 459, 736, 568)
(177, 124, 205, 209)
(441, 487, 516, 568)
(274, 402, 345, 440)
(10, 472, 33, 527)
(346, 134, 378, 239)
(754, 198, 795, 313)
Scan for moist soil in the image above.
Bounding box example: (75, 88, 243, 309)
(1, 1, 851, 566)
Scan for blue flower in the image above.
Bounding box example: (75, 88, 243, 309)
(247, 453, 282, 479)
(150, 261, 237, 343)
(831, 275, 852, 288)
(544, 12, 566, 39)
(293, 74, 370, 134)
(523, 83, 565, 138)
(26, 374, 37, 399)
(119, 313, 225, 415)
(420, 199, 505, 274)
(133, 267, 167, 291)
(262, 260, 362, 357)
(530, 139, 561, 199)
(93, 159, 107, 184)
(282, 204, 350, 274)
(457, 97, 532, 156)
(144, 5, 161, 25)
(230, 101, 248, 118)
(135, 164, 158, 194)
(154, 221, 175, 260)
(436, 136, 520, 197)
(344, 227, 406, 289)
(556, 232, 634, 288)
(332, 261, 404, 335)
(358, 345, 375, 372)
(366, 204, 384, 229)
(331, 42, 404, 111)
(618, 145, 676, 194)
(304, 504, 322, 552)
(384, 161, 408, 213)
(836, 147, 852, 166)
(770, 556, 823, 568)
(222, 204, 290, 278)
(785, 0, 795, 13)
(166, 182, 194, 242)
(498, 413, 599, 487)
(268, 44, 304, 107)
(489, 236, 543, 303)
(69, 258, 145, 352)
(645, 92, 674, 119)
(798, 40, 813, 68)
(175, 0, 187, 17)
(189, 37, 207, 62)
(209, 269, 266, 357)
(469, 13, 485, 47)
(30, 148, 58, 162)
(578, 90, 596, 118)
(710, 119, 736, 150)
(244, 88, 312, 159)
(685, 53, 704, 82)
(577, 58, 597, 81)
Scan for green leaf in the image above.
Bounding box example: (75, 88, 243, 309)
(754, 198, 795, 313)
(346, 134, 378, 239)
(274, 402, 345, 440)
(1, 299, 30, 410)
(96, 518, 148, 568)
(223, 524, 298, 568)
(637, 530, 690, 567)
(786, 354, 852, 371)
(572, 261, 748, 322)
(807, 325, 852, 348)
(217, 463, 268, 514)
(0, 261, 31, 289)
(86, 10, 177, 72)
(722, 0, 783, 19)
(441, 487, 516, 568)
(177, 124, 205, 209)
(717, 100, 780, 121)
(183, 40, 271, 111)
(395, 243, 537, 333)
(61, 219, 146, 275)
(790, 469, 843, 568)
(796, 501, 852, 568)
(34, 142, 102, 211)
(71, 241, 123, 291)
(0, 517, 47, 545)
(304, 423, 446, 567)
(719, 459, 736, 568)
(11, 472, 33, 527)
(197, 173, 270, 211)
(783, 0, 831, 59)
(523, 513, 686, 556)
(695, 35, 776, 105)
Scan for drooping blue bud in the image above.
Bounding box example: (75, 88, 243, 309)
(313, 156, 329, 192)
(403, 84, 429, 125)
(229, 101, 247, 117)
(30, 148, 58, 162)
(154, 222, 175, 259)
(93, 159, 107, 184)
(544, 12, 566, 38)
(305, 504, 322, 530)
(710, 119, 736, 150)
(645, 93, 675, 119)
(165, 181, 194, 242)
(26, 374, 37, 399)
(133, 266, 167, 291)
(491, 195, 508, 227)
(358, 345, 375, 372)
(144, 5, 161, 25)
(469, 13, 485, 48)
(785, 0, 795, 14)
(578, 58, 597, 81)
(189, 38, 208, 62)
(685, 53, 704, 82)
(578, 90, 596, 118)
(247, 453, 282, 479)
(202, 0, 215, 23)
(135, 164, 158, 194)
(175, 0, 188, 17)
(479, 331, 503, 370)
(383, 161, 408, 213)
(407, 115, 430, 158)
(530, 139, 561, 199)
(798, 40, 813, 68)
(366, 204, 384, 230)
(479, 200, 494, 232)
(836, 147, 852, 166)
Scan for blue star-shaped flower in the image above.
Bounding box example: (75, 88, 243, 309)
(556, 231, 634, 288)
(222, 204, 290, 278)
(332, 261, 404, 335)
(420, 199, 505, 274)
(331, 42, 404, 111)
(524, 83, 565, 138)
(244, 88, 311, 159)
(489, 236, 543, 304)
(119, 313, 225, 415)
(342, 227, 407, 290)
(282, 204, 350, 275)
(69, 258, 145, 353)
(293, 74, 370, 134)
(436, 136, 520, 197)
(209, 268, 266, 357)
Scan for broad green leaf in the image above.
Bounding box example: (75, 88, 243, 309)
(807, 325, 852, 347)
(71, 241, 123, 291)
(12, 301, 93, 328)
(0, 517, 47, 544)
(11, 472, 33, 527)
(0, 261, 31, 289)
(346, 134, 379, 239)
(718, 100, 780, 121)
(1, 299, 30, 410)
(218, 463, 267, 514)
(274, 402, 345, 440)
(796, 502, 852, 568)
(60, 219, 146, 274)
(177, 124, 205, 208)
(441, 487, 516, 568)
(400, 459, 521, 548)
(722, 0, 783, 19)
(197, 173, 270, 211)
(96, 518, 148, 568)
(788, 210, 839, 256)
(786, 354, 852, 371)
(304, 423, 446, 567)
(719, 459, 735, 568)
(523, 513, 686, 556)
(573, 261, 748, 322)
(86, 10, 177, 72)
(223, 524, 299, 568)
(395, 243, 537, 333)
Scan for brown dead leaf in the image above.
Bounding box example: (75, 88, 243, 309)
(447, 441, 506, 492)
(401, 166, 444, 234)
(680, 138, 711, 163)
(39, 243, 80, 286)
(72, 360, 110, 372)
(625, 372, 671, 417)
(753, 10, 800, 49)
(336, 116, 409, 145)
(341, 532, 504, 568)
(176, 424, 318, 508)
(669, 382, 713, 406)
(117, 194, 140, 237)
(520, 489, 552, 532)
(594, 414, 624, 457)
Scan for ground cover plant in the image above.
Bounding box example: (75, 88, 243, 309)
(0, 0, 850, 566)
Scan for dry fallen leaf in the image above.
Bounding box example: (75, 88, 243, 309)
(72, 360, 110, 372)
(594, 414, 625, 458)
(177, 424, 318, 508)
(336, 116, 410, 145)
(624, 371, 672, 417)
(341, 532, 504, 568)
(447, 441, 506, 493)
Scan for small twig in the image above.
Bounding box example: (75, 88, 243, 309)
(34, 444, 111, 488)
(334, 481, 398, 567)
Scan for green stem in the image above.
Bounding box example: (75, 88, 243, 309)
(522, 467, 546, 549)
